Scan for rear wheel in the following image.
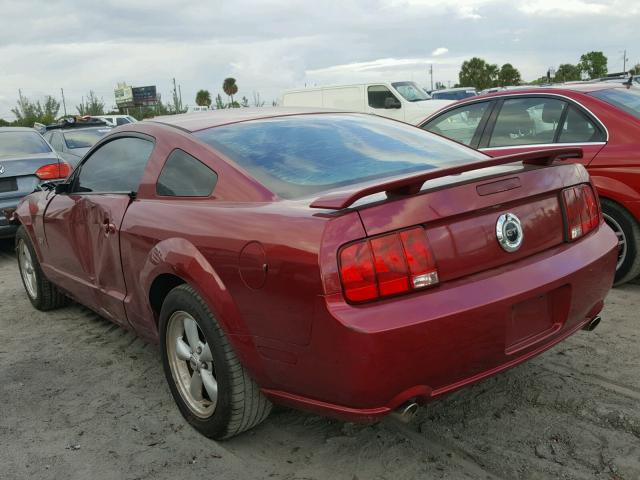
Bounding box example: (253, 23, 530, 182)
(601, 199, 640, 286)
(15, 226, 69, 310)
(159, 284, 272, 439)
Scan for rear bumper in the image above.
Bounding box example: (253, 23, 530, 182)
(0, 205, 18, 238)
(261, 224, 618, 421)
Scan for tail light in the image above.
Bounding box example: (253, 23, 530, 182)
(339, 227, 438, 303)
(35, 162, 71, 180)
(561, 184, 600, 241)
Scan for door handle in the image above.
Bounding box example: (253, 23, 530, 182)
(103, 220, 116, 236)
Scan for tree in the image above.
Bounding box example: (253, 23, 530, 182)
(76, 91, 105, 116)
(222, 77, 238, 106)
(458, 57, 499, 90)
(214, 94, 227, 109)
(579, 51, 608, 79)
(629, 63, 640, 75)
(252, 91, 265, 107)
(195, 89, 212, 107)
(240, 96, 249, 107)
(554, 63, 582, 82)
(497, 63, 521, 86)
(11, 95, 60, 126)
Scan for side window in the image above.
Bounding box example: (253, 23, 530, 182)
(368, 85, 401, 109)
(75, 137, 153, 193)
(116, 117, 130, 126)
(489, 98, 566, 147)
(558, 105, 604, 143)
(422, 102, 490, 146)
(156, 149, 218, 197)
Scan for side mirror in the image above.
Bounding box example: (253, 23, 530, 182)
(54, 182, 71, 194)
(384, 97, 401, 109)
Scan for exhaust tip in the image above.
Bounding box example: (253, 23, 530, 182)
(582, 315, 601, 332)
(389, 402, 419, 423)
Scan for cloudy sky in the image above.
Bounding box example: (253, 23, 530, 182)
(0, 0, 638, 120)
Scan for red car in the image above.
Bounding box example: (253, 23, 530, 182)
(420, 84, 640, 285)
(12, 109, 617, 439)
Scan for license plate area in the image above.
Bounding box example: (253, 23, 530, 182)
(0, 178, 18, 193)
(505, 285, 571, 354)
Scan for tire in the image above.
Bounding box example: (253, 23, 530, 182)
(159, 284, 272, 440)
(15, 226, 69, 311)
(601, 199, 640, 286)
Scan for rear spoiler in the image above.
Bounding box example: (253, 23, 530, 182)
(309, 147, 582, 210)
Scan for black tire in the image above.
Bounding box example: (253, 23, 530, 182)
(601, 199, 640, 286)
(15, 226, 69, 311)
(159, 284, 272, 440)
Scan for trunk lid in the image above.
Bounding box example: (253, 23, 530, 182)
(0, 153, 61, 200)
(355, 162, 588, 283)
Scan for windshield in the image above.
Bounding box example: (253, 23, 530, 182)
(590, 88, 640, 120)
(391, 82, 430, 102)
(195, 114, 486, 199)
(63, 128, 111, 149)
(0, 131, 51, 157)
(432, 90, 477, 101)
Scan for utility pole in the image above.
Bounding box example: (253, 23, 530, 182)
(178, 84, 183, 112)
(172, 77, 179, 113)
(623, 49, 628, 72)
(429, 64, 434, 91)
(60, 88, 67, 116)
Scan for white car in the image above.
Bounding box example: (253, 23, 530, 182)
(91, 115, 137, 127)
(281, 81, 452, 125)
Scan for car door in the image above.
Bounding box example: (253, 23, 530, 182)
(479, 95, 607, 165)
(366, 85, 405, 121)
(42, 135, 154, 326)
(420, 100, 496, 147)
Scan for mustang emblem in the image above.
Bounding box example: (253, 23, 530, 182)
(496, 213, 524, 252)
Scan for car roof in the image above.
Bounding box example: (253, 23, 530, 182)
(480, 82, 629, 98)
(147, 107, 354, 132)
(0, 126, 38, 133)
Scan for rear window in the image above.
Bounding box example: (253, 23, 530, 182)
(195, 114, 486, 199)
(0, 131, 51, 156)
(590, 88, 640, 120)
(432, 90, 477, 101)
(63, 128, 111, 149)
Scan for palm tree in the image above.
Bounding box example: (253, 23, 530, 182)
(195, 89, 212, 107)
(222, 78, 238, 107)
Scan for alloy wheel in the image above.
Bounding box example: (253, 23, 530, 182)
(166, 311, 218, 418)
(18, 239, 37, 299)
(603, 212, 627, 271)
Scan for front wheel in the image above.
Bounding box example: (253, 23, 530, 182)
(601, 199, 640, 286)
(159, 284, 272, 440)
(15, 226, 69, 310)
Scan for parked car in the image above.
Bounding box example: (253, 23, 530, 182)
(420, 83, 640, 285)
(281, 81, 452, 124)
(42, 119, 112, 167)
(431, 87, 478, 101)
(0, 127, 70, 238)
(13, 109, 617, 439)
(91, 115, 137, 127)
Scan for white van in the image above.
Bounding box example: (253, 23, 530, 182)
(281, 81, 452, 125)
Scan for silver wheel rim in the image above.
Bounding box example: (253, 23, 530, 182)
(603, 212, 627, 271)
(18, 239, 37, 299)
(166, 311, 218, 418)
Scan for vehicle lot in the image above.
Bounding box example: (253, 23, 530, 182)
(0, 237, 638, 480)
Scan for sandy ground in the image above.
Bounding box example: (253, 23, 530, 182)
(0, 237, 638, 480)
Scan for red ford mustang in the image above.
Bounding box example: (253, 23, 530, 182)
(12, 109, 617, 439)
(420, 83, 640, 285)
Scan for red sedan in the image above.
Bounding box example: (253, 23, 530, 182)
(420, 84, 640, 285)
(12, 109, 617, 439)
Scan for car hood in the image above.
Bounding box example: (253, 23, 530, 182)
(0, 152, 61, 177)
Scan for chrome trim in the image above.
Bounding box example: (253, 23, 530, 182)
(496, 213, 524, 252)
(479, 142, 606, 152)
(424, 92, 610, 142)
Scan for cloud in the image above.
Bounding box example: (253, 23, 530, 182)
(0, 0, 638, 120)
